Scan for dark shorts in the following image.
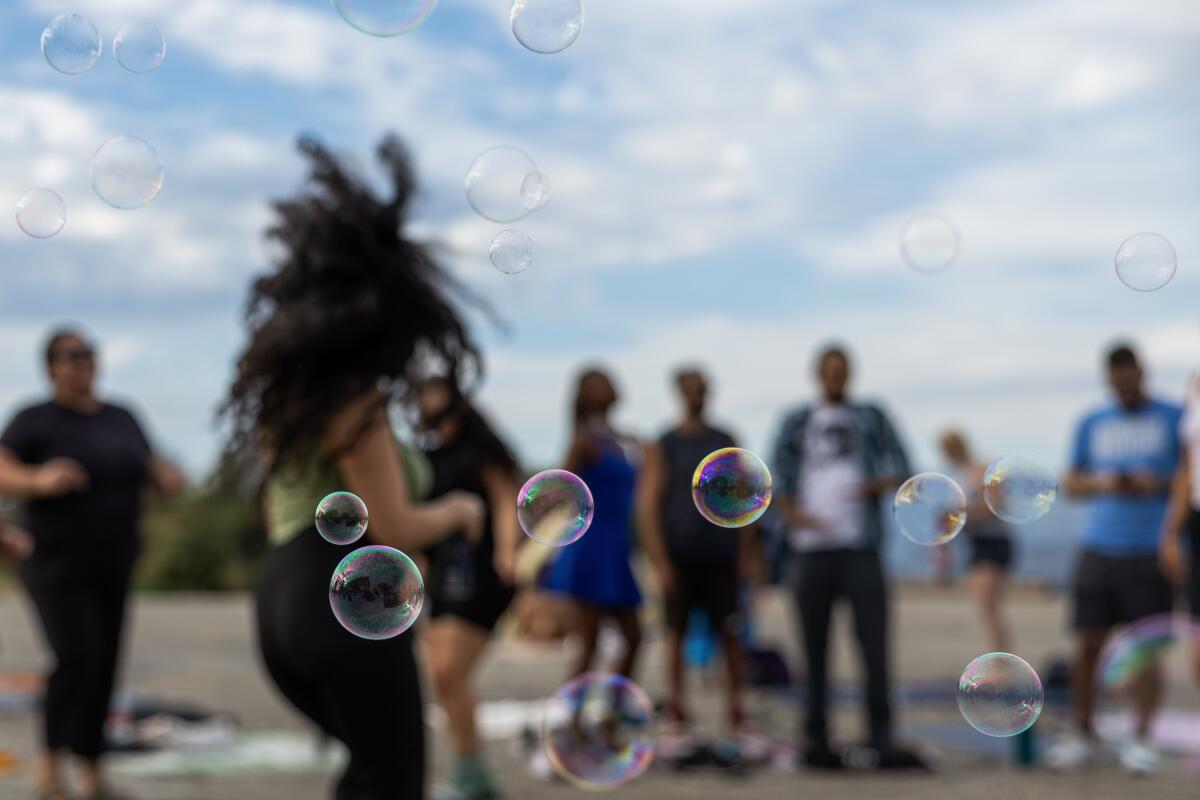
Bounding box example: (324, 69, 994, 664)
(1188, 510, 1200, 618)
(664, 560, 740, 637)
(427, 536, 516, 633)
(1072, 549, 1174, 631)
(968, 536, 1013, 570)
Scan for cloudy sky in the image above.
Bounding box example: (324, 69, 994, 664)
(1, 0, 1198, 477)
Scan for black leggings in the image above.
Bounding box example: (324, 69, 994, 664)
(256, 527, 425, 800)
(791, 549, 892, 748)
(21, 555, 132, 760)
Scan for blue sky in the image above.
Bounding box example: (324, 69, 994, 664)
(1, 0, 1198, 478)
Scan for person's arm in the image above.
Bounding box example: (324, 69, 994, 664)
(0, 521, 33, 561)
(864, 404, 911, 496)
(483, 464, 521, 585)
(563, 427, 598, 474)
(329, 393, 483, 551)
(1159, 448, 1190, 585)
(0, 447, 88, 499)
(1063, 416, 1121, 498)
(148, 454, 187, 497)
(635, 441, 675, 594)
(771, 410, 818, 529)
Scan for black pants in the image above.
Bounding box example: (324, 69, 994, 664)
(21, 554, 133, 759)
(791, 548, 892, 748)
(257, 527, 425, 800)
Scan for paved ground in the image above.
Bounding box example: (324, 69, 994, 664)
(0, 584, 1197, 799)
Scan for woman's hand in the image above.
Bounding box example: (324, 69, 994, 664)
(0, 525, 33, 561)
(445, 491, 486, 546)
(33, 458, 89, 497)
(493, 542, 518, 586)
(1159, 530, 1187, 586)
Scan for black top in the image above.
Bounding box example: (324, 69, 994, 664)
(659, 424, 737, 564)
(424, 438, 495, 555)
(1, 401, 151, 562)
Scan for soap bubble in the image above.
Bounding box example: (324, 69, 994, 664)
(517, 469, 593, 547)
(114, 22, 166, 73)
(542, 672, 655, 789)
(329, 545, 424, 640)
(521, 170, 551, 211)
(511, 0, 584, 55)
(15, 189, 66, 239)
(465, 146, 541, 223)
(42, 14, 101, 75)
(983, 454, 1057, 524)
(490, 229, 534, 275)
(332, 0, 440, 36)
(899, 213, 960, 274)
(1115, 232, 1177, 292)
(691, 447, 772, 528)
(893, 472, 966, 545)
(91, 136, 164, 210)
(957, 652, 1044, 737)
(315, 491, 369, 546)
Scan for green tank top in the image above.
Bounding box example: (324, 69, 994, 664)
(266, 441, 433, 545)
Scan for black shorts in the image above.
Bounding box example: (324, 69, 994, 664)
(664, 560, 740, 637)
(968, 536, 1013, 570)
(1072, 549, 1174, 631)
(427, 534, 515, 633)
(1187, 510, 1200, 619)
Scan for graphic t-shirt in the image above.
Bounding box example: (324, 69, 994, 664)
(790, 404, 865, 552)
(1070, 398, 1182, 555)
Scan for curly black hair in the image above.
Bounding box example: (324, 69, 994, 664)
(222, 134, 481, 472)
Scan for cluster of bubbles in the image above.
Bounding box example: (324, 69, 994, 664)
(691, 447, 773, 528)
(313, 491, 424, 640)
(42, 14, 165, 75)
(542, 672, 656, 789)
(894, 454, 1057, 546)
(465, 147, 551, 276)
(517, 469, 595, 547)
(957, 652, 1044, 737)
(17, 16, 166, 240)
(511, 0, 585, 55)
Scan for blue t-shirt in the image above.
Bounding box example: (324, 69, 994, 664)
(1070, 398, 1182, 555)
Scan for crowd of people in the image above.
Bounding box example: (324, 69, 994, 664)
(0, 136, 1197, 800)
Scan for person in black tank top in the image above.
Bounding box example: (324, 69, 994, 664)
(418, 378, 521, 800)
(638, 367, 757, 745)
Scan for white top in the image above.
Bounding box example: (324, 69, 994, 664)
(1181, 376, 1200, 508)
(790, 404, 866, 552)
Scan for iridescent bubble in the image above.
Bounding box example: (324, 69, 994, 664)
(957, 652, 1044, 737)
(691, 447, 772, 529)
(893, 472, 967, 546)
(983, 454, 1057, 525)
(542, 672, 655, 790)
(465, 146, 540, 224)
(490, 229, 534, 275)
(511, 0, 584, 55)
(1115, 232, 1176, 292)
(329, 545, 424, 640)
(41, 14, 101, 75)
(114, 22, 166, 73)
(315, 491, 369, 546)
(899, 213, 960, 274)
(332, 0, 439, 37)
(15, 189, 66, 239)
(91, 136, 164, 210)
(517, 469, 594, 547)
(521, 170, 551, 211)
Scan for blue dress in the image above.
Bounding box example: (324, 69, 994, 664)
(543, 436, 642, 609)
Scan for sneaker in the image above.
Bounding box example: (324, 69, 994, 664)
(802, 742, 844, 770)
(1117, 738, 1159, 776)
(657, 722, 700, 763)
(1045, 732, 1097, 771)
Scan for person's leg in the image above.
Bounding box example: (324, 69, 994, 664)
(613, 608, 642, 679)
(569, 603, 602, 678)
(844, 551, 891, 748)
(792, 552, 836, 749)
(704, 565, 745, 732)
(662, 566, 690, 722)
(967, 563, 1010, 654)
(76, 562, 134, 797)
(1073, 629, 1109, 733)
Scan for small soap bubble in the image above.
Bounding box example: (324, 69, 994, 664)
(332, 0, 440, 36)
(893, 472, 967, 545)
(329, 545, 424, 640)
(490, 229, 534, 275)
(517, 469, 593, 547)
(983, 454, 1057, 525)
(957, 652, 1044, 737)
(899, 213, 960, 274)
(466, 146, 541, 223)
(521, 170, 551, 211)
(691, 447, 772, 528)
(15, 189, 66, 239)
(42, 14, 101, 75)
(114, 22, 166, 73)
(1115, 232, 1176, 292)
(542, 672, 655, 789)
(510, 0, 585, 55)
(91, 136, 164, 210)
(315, 491, 369, 545)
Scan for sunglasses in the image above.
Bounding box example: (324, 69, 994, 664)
(53, 347, 96, 364)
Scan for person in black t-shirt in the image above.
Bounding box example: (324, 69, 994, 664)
(638, 367, 758, 751)
(0, 328, 184, 800)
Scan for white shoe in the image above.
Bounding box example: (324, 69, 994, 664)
(1045, 732, 1096, 771)
(1117, 737, 1159, 776)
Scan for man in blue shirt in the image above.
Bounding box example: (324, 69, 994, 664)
(1049, 344, 1180, 774)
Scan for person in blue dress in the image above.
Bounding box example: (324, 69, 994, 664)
(544, 367, 643, 680)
